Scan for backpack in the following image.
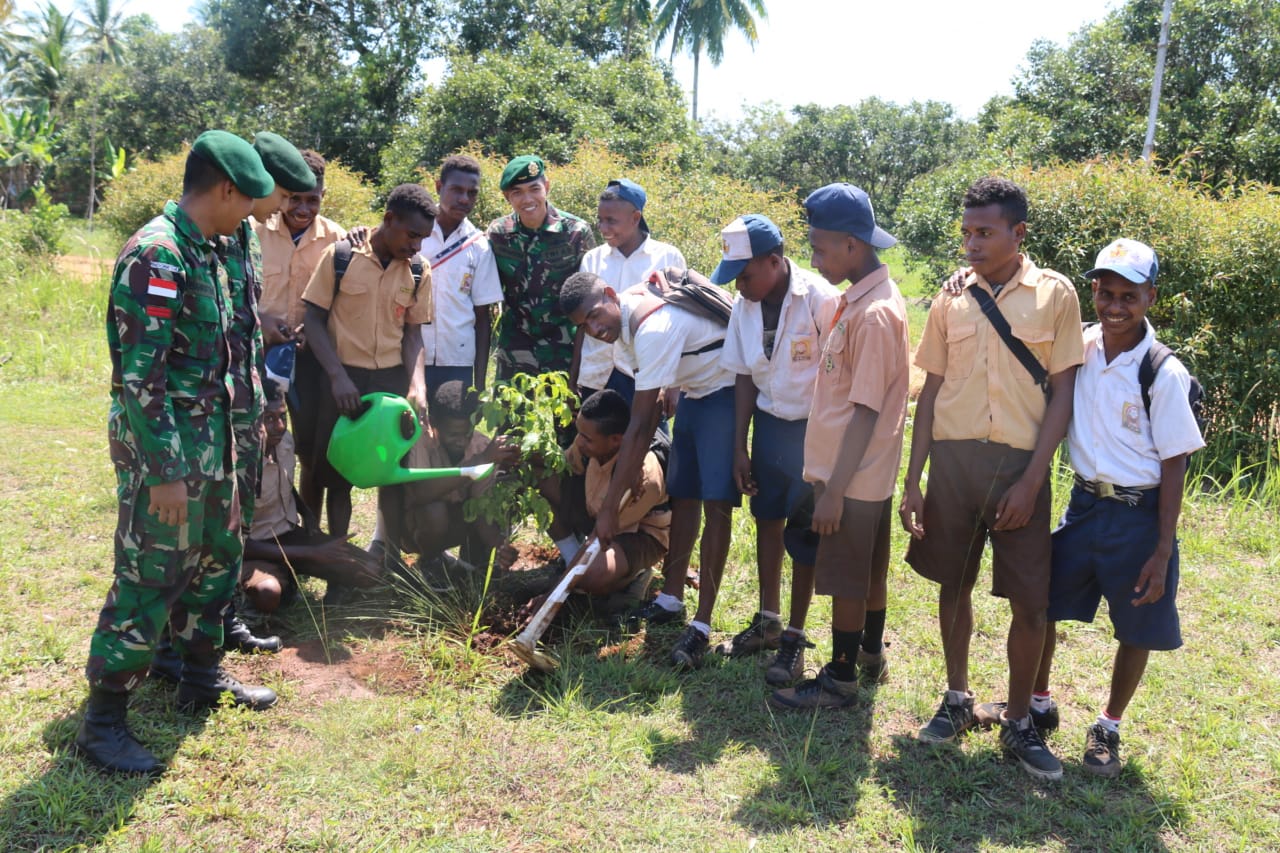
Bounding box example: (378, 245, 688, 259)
(630, 267, 734, 357)
(332, 238, 426, 299)
(1140, 341, 1207, 437)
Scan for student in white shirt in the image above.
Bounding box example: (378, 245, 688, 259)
(717, 214, 842, 685)
(574, 179, 686, 401)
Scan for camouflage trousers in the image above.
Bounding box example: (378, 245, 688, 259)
(86, 471, 243, 692)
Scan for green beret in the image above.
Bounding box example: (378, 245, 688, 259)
(253, 132, 316, 193)
(499, 155, 547, 191)
(191, 130, 275, 199)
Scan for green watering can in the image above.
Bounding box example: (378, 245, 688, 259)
(326, 392, 496, 489)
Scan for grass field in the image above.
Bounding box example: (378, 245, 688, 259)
(1, 252, 1278, 852)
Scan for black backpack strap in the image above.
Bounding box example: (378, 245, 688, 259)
(967, 284, 1049, 394)
(409, 254, 425, 296)
(1139, 341, 1172, 417)
(681, 340, 726, 357)
(331, 238, 354, 299)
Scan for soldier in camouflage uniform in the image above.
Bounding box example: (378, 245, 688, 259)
(77, 131, 280, 776)
(486, 155, 595, 380)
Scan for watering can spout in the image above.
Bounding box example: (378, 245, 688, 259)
(326, 392, 497, 489)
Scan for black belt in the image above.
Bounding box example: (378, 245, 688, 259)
(1073, 473, 1155, 506)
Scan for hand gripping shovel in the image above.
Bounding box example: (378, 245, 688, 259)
(511, 489, 632, 673)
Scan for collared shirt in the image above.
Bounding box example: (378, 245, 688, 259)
(251, 432, 298, 541)
(421, 217, 503, 368)
(301, 241, 433, 370)
(618, 284, 736, 399)
(914, 255, 1085, 451)
(803, 265, 910, 502)
(566, 444, 671, 548)
(487, 205, 596, 374)
(1068, 321, 1204, 487)
(721, 259, 841, 421)
(577, 236, 687, 388)
(108, 200, 234, 485)
(254, 212, 345, 332)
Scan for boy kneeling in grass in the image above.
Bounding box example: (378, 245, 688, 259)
(387, 380, 520, 585)
(976, 239, 1203, 777)
(526, 389, 671, 612)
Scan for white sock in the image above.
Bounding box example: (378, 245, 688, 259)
(654, 592, 683, 612)
(1096, 711, 1121, 733)
(1031, 691, 1054, 713)
(690, 620, 711, 638)
(371, 509, 386, 544)
(760, 609, 780, 622)
(555, 535, 581, 564)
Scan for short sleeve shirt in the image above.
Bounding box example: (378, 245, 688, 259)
(914, 255, 1085, 451)
(254, 212, 345, 332)
(1067, 321, 1204, 487)
(250, 432, 298, 541)
(420, 217, 503, 368)
(403, 424, 494, 505)
(721, 259, 841, 421)
(566, 445, 671, 549)
(301, 241, 433, 370)
(578, 237, 688, 388)
(803, 265, 911, 502)
(619, 285, 736, 398)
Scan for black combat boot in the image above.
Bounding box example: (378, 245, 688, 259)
(148, 634, 183, 683)
(74, 688, 164, 775)
(223, 611, 283, 654)
(176, 660, 277, 711)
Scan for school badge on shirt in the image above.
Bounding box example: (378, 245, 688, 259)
(791, 338, 812, 362)
(1121, 400, 1142, 433)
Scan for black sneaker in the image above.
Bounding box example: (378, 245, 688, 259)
(999, 713, 1063, 781)
(975, 700, 1060, 733)
(1083, 723, 1122, 778)
(918, 692, 976, 743)
(621, 598, 685, 630)
(670, 625, 709, 669)
(768, 665, 859, 710)
(765, 631, 814, 686)
(714, 611, 782, 657)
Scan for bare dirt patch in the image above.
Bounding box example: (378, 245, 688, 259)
(232, 636, 424, 702)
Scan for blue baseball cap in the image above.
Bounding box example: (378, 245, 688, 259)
(605, 179, 649, 234)
(803, 183, 896, 249)
(1085, 238, 1158, 285)
(710, 214, 784, 284)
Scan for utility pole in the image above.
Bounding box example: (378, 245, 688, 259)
(1142, 0, 1174, 163)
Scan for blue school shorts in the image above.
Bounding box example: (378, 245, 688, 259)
(1048, 484, 1182, 651)
(667, 386, 740, 505)
(750, 410, 818, 565)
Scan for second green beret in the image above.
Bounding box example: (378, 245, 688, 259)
(253, 132, 316, 193)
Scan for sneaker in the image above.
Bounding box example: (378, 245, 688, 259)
(621, 598, 685, 631)
(856, 646, 889, 685)
(765, 631, 814, 686)
(714, 612, 782, 657)
(1082, 723, 1122, 778)
(918, 692, 976, 743)
(974, 700, 1060, 734)
(769, 665, 859, 710)
(999, 713, 1064, 781)
(670, 625, 709, 669)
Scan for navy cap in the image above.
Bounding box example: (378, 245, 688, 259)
(1085, 238, 1158, 285)
(605, 178, 650, 234)
(803, 183, 896, 249)
(710, 214, 784, 284)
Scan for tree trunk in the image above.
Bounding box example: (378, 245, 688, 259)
(692, 49, 699, 124)
(1142, 0, 1174, 163)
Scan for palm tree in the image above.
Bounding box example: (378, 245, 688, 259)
(9, 3, 79, 109)
(606, 0, 653, 59)
(77, 0, 127, 221)
(654, 0, 766, 123)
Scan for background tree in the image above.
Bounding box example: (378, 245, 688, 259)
(605, 0, 653, 58)
(7, 2, 79, 109)
(78, 0, 126, 221)
(654, 0, 766, 123)
(450, 0, 624, 60)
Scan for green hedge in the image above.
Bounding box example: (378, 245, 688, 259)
(98, 148, 378, 238)
(897, 157, 1280, 473)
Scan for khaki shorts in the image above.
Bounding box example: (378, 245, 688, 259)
(814, 497, 892, 599)
(905, 439, 1052, 609)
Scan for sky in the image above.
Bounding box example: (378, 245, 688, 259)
(20, 0, 1121, 121)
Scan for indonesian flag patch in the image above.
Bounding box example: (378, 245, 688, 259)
(147, 277, 178, 299)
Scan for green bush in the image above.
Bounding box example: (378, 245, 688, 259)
(99, 147, 379, 238)
(897, 156, 1280, 473)
(418, 141, 806, 275)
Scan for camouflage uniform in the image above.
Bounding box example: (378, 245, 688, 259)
(88, 200, 242, 692)
(487, 205, 595, 378)
(223, 220, 267, 532)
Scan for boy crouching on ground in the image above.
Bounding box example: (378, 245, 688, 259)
(977, 239, 1203, 777)
(531, 389, 671, 612)
(768, 184, 909, 710)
